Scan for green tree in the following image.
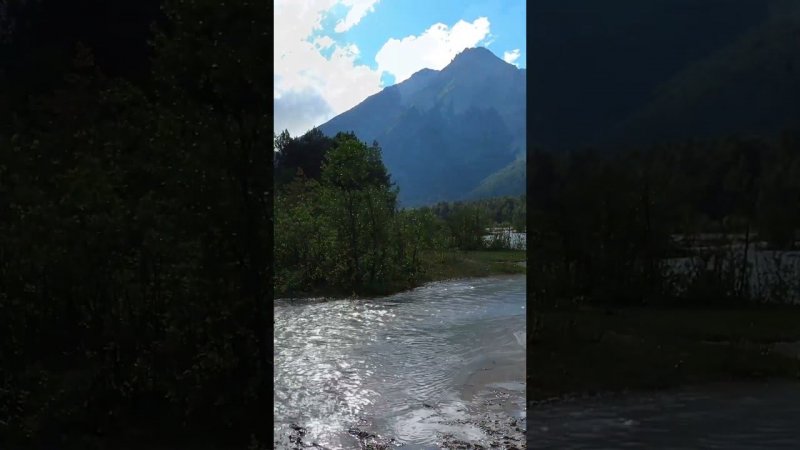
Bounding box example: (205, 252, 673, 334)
(319, 135, 397, 292)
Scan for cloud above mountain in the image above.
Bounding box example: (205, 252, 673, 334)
(374, 17, 492, 83)
(274, 0, 384, 136)
(274, 89, 335, 139)
(503, 49, 521, 66)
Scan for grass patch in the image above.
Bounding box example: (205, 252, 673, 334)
(529, 306, 800, 402)
(421, 249, 526, 282)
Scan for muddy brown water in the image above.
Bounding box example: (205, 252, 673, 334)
(274, 275, 526, 449)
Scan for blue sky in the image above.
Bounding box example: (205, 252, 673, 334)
(274, 0, 526, 136)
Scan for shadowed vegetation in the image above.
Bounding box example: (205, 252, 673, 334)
(530, 131, 800, 401)
(1, 1, 272, 448)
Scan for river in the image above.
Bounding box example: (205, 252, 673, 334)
(274, 275, 527, 449)
(529, 381, 800, 448)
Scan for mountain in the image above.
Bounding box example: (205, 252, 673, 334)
(318, 47, 526, 206)
(529, 0, 794, 151)
(468, 156, 526, 200)
(607, 3, 800, 147)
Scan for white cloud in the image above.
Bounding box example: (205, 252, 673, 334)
(334, 0, 380, 33)
(374, 17, 492, 84)
(503, 49, 521, 66)
(274, 88, 335, 137)
(274, 0, 383, 136)
(313, 35, 335, 50)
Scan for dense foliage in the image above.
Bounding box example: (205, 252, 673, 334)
(275, 130, 442, 297)
(276, 131, 418, 296)
(530, 132, 800, 309)
(274, 130, 525, 297)
(1, 1, 271, 448)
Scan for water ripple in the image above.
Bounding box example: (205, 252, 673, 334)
(274, 275, 525, 449)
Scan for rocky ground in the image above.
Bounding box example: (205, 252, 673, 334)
(437, 387, 526, 449)
(277, 382, 526, 449)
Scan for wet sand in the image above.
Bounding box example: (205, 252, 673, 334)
(434, 337, 526, 448)
(464, 356, 524, 392)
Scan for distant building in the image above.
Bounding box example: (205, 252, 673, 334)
(483, 228, 526, 250)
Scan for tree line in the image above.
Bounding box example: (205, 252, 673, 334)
(424, 195, 526, 233)
(530, 131, 800, 309)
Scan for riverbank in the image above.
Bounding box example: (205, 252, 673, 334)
(529, 380, 800, 448)
(442, 314, 526, 449)
(275, 249, 526, 300)
(530, 307, 800, 404)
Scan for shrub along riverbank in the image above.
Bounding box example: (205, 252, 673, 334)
(274, 249, 527, 300)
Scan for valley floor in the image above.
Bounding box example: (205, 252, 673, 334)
(529, 306, 800, 404)
(420, 249, 527, 283)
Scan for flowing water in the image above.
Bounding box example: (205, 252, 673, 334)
(274, 275, 526, 449)
(529, 381, 800, 449)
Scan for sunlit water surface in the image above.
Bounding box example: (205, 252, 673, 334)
(274, 275, 526, 449)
